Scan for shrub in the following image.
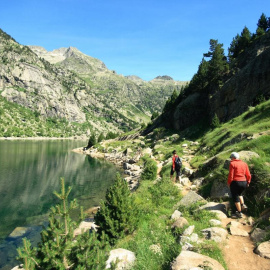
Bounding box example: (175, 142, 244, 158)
(141, 157, 158, 181)
(95, 174, 139, 244)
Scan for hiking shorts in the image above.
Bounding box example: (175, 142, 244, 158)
(170, 166, 181, 177)
(230, 181, 247, 203)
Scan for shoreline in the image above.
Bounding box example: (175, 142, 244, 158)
(0, 136, 88, 141)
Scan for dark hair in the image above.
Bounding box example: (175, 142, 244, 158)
(172, 150, 176, 154)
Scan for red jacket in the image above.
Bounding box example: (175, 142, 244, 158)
(172, 155, 178, 170)
(227, 159, 251, 186)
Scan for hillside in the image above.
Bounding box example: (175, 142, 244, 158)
(0, 29, 187, 137)
(147, 30, 270, 134)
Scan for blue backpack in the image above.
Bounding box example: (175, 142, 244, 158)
(175, 156, 182, 170)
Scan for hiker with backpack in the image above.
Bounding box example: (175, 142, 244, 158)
(170, 150, 182, 183)
(227, 152, 251, 218)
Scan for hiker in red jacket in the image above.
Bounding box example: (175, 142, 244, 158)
(227, 152, 251, 218)
(170, 150, 182, 183)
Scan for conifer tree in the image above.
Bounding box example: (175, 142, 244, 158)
(95, 173, 139, 244)
(98, 133, 105, 143)
(17, 178, 109, 269)
(211, 113, 221, 129)
(257, 13, 269, 32)
(189, 58, 209, 91)
(87, 134, 96, 148)
(204, 39, 228, 88)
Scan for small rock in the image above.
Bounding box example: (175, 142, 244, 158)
(171, 210, 182, 220)
(106, 248, 136, 269)
(209, 219, 221, 226)
(201, 227, 228, 243)
(183, 225, 195, 236)
(190, 233, 199, 243)
(182, 242, 194, 251)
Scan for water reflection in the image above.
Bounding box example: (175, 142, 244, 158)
(0, 140, 119, 269)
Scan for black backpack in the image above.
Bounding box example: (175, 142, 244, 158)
(175, 156, 182, 170)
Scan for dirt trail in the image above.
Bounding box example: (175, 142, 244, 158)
(221, 216, 270, 270)
(171, 150, 270, 270)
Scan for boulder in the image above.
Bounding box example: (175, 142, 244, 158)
(255, 241, 270, 259)
(210, 180, 231, 200)
(106, 248, 136, 269)
(8, 227, 32, 239)
(171, 217, 189, 229)
(199, 202, 228, 215)
(250, 228, 268, 243)
(229, 226, 249, 237)
(182, 167, 194, 176)
(73, 221, 99, 237)
(209, 210, 228, 220)
(171, 250, 225, 270)
(123, 148, 133, 156)
(209, 219, 222, 226)
(183, 225, 195, 236)
(201, 227, 228, 243)
(11, 266, 25, 270)
(176, 191, 207, 207)
(180, 177, 191, 186)
(123, 162, 133, 170)
(192, 177, 205, 188)
(142, 147, 152, 155)
(238, 150, 260, 161)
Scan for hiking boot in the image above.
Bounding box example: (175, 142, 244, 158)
(232, 211, 243, 219)
(241, 204, 248, 212)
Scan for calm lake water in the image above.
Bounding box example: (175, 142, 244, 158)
(0, 140, 119, 270)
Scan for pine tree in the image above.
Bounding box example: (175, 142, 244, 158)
(211, 113, 221, 129)
(87, 134, 96, 148)
(204, 39, 228, 88)
(95, 173, 138, 244)
(97, 133, 105, 143)
(257, 13, 269, 32)
(189, 58, 209, 91)
(17, 178, 109, 269)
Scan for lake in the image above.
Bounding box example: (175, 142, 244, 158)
(0, 140, 119, 270)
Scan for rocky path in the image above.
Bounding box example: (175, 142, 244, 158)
(174, 149, 270, 270)
(221, 215, 270, 270)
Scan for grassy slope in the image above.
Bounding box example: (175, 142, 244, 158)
(95, 99, 270, 269)
(0, 96, 89, 137)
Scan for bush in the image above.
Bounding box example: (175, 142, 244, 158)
(141, 157, 158, 181)
(95, 174, 139, 244)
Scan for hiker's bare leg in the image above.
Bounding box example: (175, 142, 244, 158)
(239, 196, 244, 205)
(235, 202, 241, 212)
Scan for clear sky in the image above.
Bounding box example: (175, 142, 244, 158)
(1, 0, 269, 81)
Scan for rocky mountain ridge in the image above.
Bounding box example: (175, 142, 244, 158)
(0, 29, 187, 136)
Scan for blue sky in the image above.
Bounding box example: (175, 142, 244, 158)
(1, 0, 269, 81)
